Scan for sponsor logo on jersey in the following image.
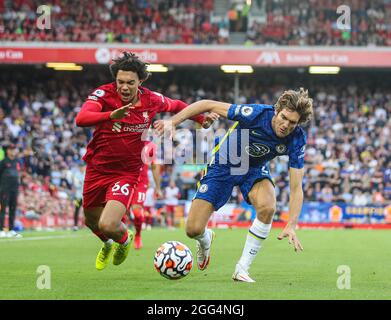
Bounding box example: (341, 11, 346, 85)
(93, 89, 105, 97)
(198, 184, 208, 193)
(276, 144, 287, 154)
(245, 143, 270, 157)
(112, 122, 149, 133)
(112, 122, 122, 132)
(241, 106, 253, 117)
(88, 95, 98, 101)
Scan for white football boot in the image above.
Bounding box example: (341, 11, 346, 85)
(196, 230, 215, 270)
(232, 263, 256, 283)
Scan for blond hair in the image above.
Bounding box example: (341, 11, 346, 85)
(275, 88, 313, 125)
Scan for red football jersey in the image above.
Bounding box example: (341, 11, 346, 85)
(79, 83, 204, 174)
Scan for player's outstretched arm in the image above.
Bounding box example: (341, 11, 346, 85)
(277, 167, 304, 252)
(75, 101, 134, 127)
(154, 100, 230, 135)
(164, 98, 220, 129)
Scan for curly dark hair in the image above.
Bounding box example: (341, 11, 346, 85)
(109, 51, 150, 81)
(275, 87, 314, 125)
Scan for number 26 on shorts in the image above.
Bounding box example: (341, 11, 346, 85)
(112, 182, 130, 196)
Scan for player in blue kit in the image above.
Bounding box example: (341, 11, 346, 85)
(154, 88, 313, 282)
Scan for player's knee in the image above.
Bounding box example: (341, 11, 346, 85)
(185, 224, 203, 238)
(255, 204, 276, 221)
(98, 219, 119, 235)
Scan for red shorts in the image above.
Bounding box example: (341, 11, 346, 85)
(83, 165, 139, 211)
(130, 182, 148, 206)
(165, 205, 176, 214)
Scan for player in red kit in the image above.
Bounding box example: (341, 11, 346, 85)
(75, 52, 218, 270)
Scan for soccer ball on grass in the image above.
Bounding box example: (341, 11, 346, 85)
(153, 241, 193, 280)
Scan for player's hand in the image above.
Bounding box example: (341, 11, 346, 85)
(277, 224, 303, 252)
(201, 112, 220, 129)
(153, 119, 175, 138)
(155, 188, 163, 200)
(110, 102, 134, 120)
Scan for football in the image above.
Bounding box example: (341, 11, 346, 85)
(153, 241, 193, 280)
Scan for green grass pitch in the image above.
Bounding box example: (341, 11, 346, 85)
(0, 228, 390, 300)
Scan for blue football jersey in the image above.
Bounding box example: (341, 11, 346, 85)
(212, 104, 306, 169)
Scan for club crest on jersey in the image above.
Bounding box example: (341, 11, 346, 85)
(241, 106, 253, 117)
(112, 122, 121, 132)
(276, 144, 287, 154)
(93, 89, 105, 97)
(143, 111, 149, 122)
(198, 184, 208, 193)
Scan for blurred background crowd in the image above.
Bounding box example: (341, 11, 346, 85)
(1, 0, 390, 46)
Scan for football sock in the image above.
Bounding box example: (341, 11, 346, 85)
(146, 215, 153, 226)
(117, 230, 129, 246)
(238, 219, 272, 272)
(133, 208, 144, 237)
(105, 239, 113, 247)
(194, 228, 212, 249)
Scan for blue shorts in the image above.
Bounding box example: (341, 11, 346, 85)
(194, 164, 274, 211)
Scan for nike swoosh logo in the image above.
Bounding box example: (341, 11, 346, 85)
(250, 130, 263, 137)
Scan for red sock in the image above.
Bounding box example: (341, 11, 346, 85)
(134, 216, 143, 237)
(93, 231, 109, 242)
(146, 215, 153, 226)
(132, 207, 144, 237)
(117, 230, 129, 245)
(121, 215, 127, 224)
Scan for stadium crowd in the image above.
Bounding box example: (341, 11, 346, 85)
(0, 0, 228, 44)
(1, 0, 391, 46)
(0, 69, 390, 228)
(246, 0, 391, 46)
